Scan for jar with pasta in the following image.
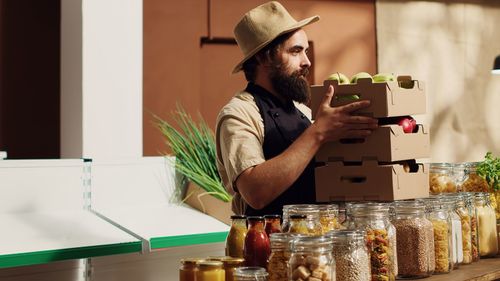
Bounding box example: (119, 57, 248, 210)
(289, 235, 335, 281)
(328, 229, 370, 281)
(267, 232, 301, 281)
(454, 194, 473, 264)
(285, 204, 322, 235)
(426, 198, 453, 274)
(318, 204, 340, 233)
(430, 163, 457, 194)
(350, 202, 396, 281)
(461, 162, 490, 192)
(391, 200, 434, 278)
(463, 192, 480, 262)
(438, 194, 464, 267)
(474, 192, 498, 257)
(234, 267, 268, 281)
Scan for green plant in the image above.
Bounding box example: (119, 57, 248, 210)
(477, 152, 500, 191)
(154, 105, 231, 202)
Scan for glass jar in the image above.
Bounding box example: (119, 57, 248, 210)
(196, 261, 224, 281)
(179, 258, 203, 281)
(234, 267, 268, 281)
(285, 204, 323, 235)
(220, 257, 245, 281)
(244, 216, 271, 268)
(461, 162, 489, 192)
(426, 198, 453, 274)
(226, 215, 247, 258)
(267, 232, 301, 281)
(328, 229, 370, 281)
(438, 195, 464, 267)
(430, 163, 457, 194)
(287, 214, 309, 235)
(264, 214, 282, 237)
(289, 235, 335, 281)
(454, 195, 473, 264)
(474, 192, 498, 257)
(350, 203, 396, 281)
(391, 200, 434, 278)
(463, 192, 480, 262)
(318, 204, 340, 233)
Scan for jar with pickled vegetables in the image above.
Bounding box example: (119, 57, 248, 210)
(430, 163, 457, 194)
(350, 202, 396, 281)
(391, 200, 434, 278)
(234, 267, 268, 281)
(289, 235, 335, 281)
(318, 204, 340, 233)
(264, 214, 282, 237)
(463, 192, 480, 262)
(196, 261, 224, 281)
(226, 215, 247, 258)
(474, 192, 498, 257)
(244, 216, 271, 268)
(426, 198, 453, 274)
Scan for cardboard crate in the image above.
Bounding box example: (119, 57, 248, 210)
(184, 182, 233, 225)
(316, 124, 430, 162)
(315, 161, 429, 202)
(310, 76, 426, 118)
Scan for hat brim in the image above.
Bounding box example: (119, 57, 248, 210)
(232, 15, 320, 74)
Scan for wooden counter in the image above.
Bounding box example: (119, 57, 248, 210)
(428, 257, 500, 281)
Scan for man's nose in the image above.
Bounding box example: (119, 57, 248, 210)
(301, 53, 311, 68)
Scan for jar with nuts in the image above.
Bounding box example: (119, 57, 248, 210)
(391, 200, 434, 278)
(350, 203, 396, 281)
(327, 229, 370, 281)
(289, 235, 335, 281)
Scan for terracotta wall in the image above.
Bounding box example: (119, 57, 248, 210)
(143, 0, 376, 156)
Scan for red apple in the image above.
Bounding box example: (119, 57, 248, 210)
(398, 117, 416, 133)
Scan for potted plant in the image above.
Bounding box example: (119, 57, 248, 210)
(154, 105, 232, 224)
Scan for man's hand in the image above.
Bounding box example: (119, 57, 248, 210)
(312, 85, 378, 144)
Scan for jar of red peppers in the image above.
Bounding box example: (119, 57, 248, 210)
(350, 202, 396, 281)
(244, 216, 271, 268)
(264, 214, 282, 237)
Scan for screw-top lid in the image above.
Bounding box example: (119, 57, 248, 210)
(263, 214, 281, 219)
(180, 257, 205, 265)
(196, 260, 223, 269)
(231, 215, 247, 220)
(247, 216, 265, 221)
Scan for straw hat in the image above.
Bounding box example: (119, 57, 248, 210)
(232, 1, 319, 74)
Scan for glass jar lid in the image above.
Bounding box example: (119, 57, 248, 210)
(290, 235, 333, 252)
(233, 266, 268, 279)
(326, 229, 366, 242)
(392, 200, 426, 214)
(197, 260, 223, 269)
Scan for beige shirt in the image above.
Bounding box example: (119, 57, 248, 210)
(215, 90, 312, 214)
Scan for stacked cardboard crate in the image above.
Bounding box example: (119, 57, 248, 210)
(310, 76, 430, 202)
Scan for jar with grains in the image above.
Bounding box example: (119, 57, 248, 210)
(438, 195, 464, 267)
(453, 195, 473, 264)
(179, 258, 204, 281)
(318, 204, 341, 233)
(285, 205, 322, 235)
(195, 261, 224, 281)
(327, 229, 370, 281)
(391, 200, 434, 278)
(430, 163, 457, 194)
(474, 192, 498, 257)
(264, 214, 282, 237)
(463, 192, 480, 262)
(289, 235, 335, 281)
(234, 267, 268, 281)
(267, 233, 303, 281)
(350, 202, 396, 281)
(226, 215, 247, 258)
(244, 216, 271, 268)
(426, 198, 453, 274)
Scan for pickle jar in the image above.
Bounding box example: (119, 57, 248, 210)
(327, 229, 370, 281)
(289, 235, 335, 281)
(318, 204, 340, 233)
(463, 192, 480, 262)
(234, 266, 268, 281)
(391, 200, 434, 278)
(196, 261, 224, 281)
(474, 192, 498, 257)
(349, 202, 396, 281)
(438, 194, 464, 267)
(244, 216, 271, 268)
(267, 232, 301, 281)
(226, 215, 247, 258)
(430, 163, 456, 194)
(264, 214, 282, 237)
(179, 258, 203, 281)
(426, 198, 453, 274)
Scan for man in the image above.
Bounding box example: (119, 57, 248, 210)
(216, 1, 378, 216)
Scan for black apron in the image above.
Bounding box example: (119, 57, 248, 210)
(244, 83, 316, 217)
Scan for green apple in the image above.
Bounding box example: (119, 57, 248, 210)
(350, 72, 373, 83)
(373, 73, 395, 83)
(326, 72, 350, 84)
(336, 94, 360, 102)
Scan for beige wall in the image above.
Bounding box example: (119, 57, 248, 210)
(376, 1, 500, 162)
(143, 0, 376, 156)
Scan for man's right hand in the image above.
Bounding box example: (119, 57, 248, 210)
(312, 85, 378, 144)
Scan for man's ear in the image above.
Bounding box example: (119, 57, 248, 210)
(255, 52, 272, 67)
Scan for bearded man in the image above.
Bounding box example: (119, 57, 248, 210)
(215, 1, 378, 216)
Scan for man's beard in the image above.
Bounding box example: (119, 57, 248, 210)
(269, 63, 310, 104)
